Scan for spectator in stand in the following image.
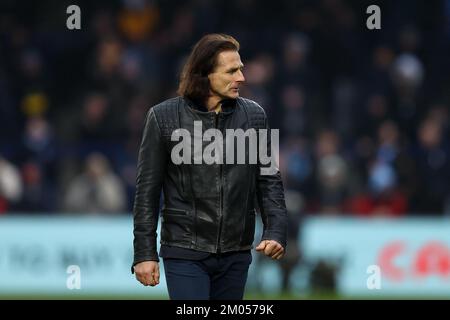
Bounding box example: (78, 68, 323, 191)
(0, 157, 23, 214)
(413, 117, 450, 214)
(63, 152, 126, 214)
(14, 161, 57, 213)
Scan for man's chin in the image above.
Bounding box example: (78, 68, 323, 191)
(219, 92, 239, 101)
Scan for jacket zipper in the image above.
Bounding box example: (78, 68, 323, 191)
(215, 112, 223, 254)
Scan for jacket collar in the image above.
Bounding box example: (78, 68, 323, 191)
(183, 96, 237, 115)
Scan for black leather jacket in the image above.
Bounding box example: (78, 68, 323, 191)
(132, 96, 287, 269)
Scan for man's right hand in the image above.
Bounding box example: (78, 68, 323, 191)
(134, 261, 160, 286)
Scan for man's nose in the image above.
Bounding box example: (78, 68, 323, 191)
(236, 70, 245, 83)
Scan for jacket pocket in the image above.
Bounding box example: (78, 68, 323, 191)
(162, 208, 188, 216)
(161, 208, 192, 243)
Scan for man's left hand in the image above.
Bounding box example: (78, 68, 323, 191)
(255, 240, 285, 260)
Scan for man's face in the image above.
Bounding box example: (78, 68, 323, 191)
(208, 50, 245, 100)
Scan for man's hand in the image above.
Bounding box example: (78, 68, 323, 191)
(256, 240, 285, 260)
(134, 261, 160, 286)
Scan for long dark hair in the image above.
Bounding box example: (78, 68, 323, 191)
(177, 34, 240, 105)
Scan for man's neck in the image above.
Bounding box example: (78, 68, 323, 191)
(206, 96, 222, 114)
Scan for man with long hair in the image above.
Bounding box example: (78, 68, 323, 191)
(132, 34, 287, 300)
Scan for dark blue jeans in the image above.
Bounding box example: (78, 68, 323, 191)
(163, 251, 252, 300)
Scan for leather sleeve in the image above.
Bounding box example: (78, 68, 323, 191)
(256, 113, 288, 249)
(132, 108, 167, 273)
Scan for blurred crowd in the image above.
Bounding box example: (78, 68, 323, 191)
(1, 0, 450, 218)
